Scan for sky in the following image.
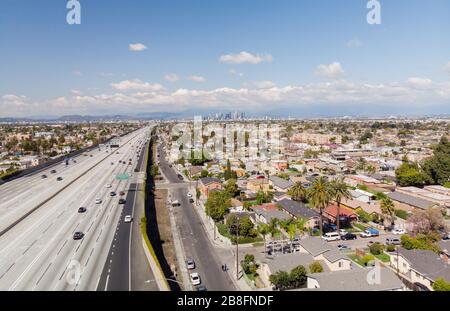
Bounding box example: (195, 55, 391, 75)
(0, 0, 449, 118)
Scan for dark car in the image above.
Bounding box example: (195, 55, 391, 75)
(78, 207, 87, 213)
(177, 174, 183, 180)
(119, 199, 126, 204)
(341, 233, 357, 240)
(57, 177, 63, 181)
(110, 191, 117, 197)
(196, 285, 207, 292)
(41, 175, 47, 179)
(50, 170, 57, 174)
(189, 198, 195, 203)
(119, 191, 125, 196)
(73, 232, 84, 240)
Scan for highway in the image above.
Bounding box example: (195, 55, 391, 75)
(0, 126, 151, 290)
(157, 144, 235, 291)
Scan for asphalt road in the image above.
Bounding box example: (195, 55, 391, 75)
(96, 138, 158, 291)
(0, 126, 151, 290)
(157, 144, 235, 291)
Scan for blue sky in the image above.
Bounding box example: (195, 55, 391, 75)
(0, 0, 449, 117)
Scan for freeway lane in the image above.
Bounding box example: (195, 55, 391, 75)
(0, 137, 125, 236)
(96, 137, 152, 291)
(0, 127, 151, 290)
(157, 144, 235, 291)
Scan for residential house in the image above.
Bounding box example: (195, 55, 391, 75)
(246, 178, 270, 193)
(277, 199, 320, 229)
(323, 204, 358, 227)
(269, 176, 294, 192)
(387, 191, 437, 211)
(305, 268, 403, 291)
(390, 247, 450, 290)
(251, 203, 291, 224)
(198, 177, 222, 197)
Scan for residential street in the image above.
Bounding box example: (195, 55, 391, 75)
(157, 144, 235, 291)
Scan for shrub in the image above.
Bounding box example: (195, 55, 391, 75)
(369, 242, 384, 255)
(361, 254, 375, 266)
(386, 244, 396, 252)
(308, 261, 323, 273)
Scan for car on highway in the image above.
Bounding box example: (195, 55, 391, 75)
(189, 198, 195, 204)
(105, 184, 112, 188)
(177, 174, 183, 180)
(186, 259, 196, 270)
(386, 237, 401, 245)
(119, 199, 126, 204)
(341, 233, 357, 240)
(57, 177, 63, 181)
(392, 228, 406, 235)
(73, 232, 84, 240)
(78, 207, 87, 213)
(50, 170, 57, 174)
(95, 198, 102, 204)
(171, 200, 181, 207)
(187, 193, 193, 198)
(119, 191, 125, 196)
(110, 191, 116, 197)
(322, 232, 341, 242)
(124, 215, 132, 223)
(190, 273, 201, 286)
(41, 175, 47, 179)
(90, 155, 93, 157)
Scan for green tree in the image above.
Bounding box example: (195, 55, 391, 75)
(395, 161, 424, 187)
(205, 191, 230, 222)
(307, 176, 332, 235)
(380, 197, 396, 228)
(422, 136, 450, 186)
(224, 178, 239, 198)
(258, 224, 270, 255)
(288, 182, 307, 202)
(289, 265, 307, 288)
(432, 278, 450, 291)
(269, 271, 290, 290)
(330, 176, 351, 232)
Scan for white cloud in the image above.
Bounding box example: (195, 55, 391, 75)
(444, 62, 450, 74)
(219, 51, 273, 64)
(110, 79, 164, 91)
(72, 70, 83, 76)
(407, 77, 433, 88)
(3, 79, 450, 117)
(187, 75, 206, 83)
(164, 73, 180, 82)
(315, 62, 345, 79)
(129, 43, 148, 52)
(346, 39, 363, 48)
(245, 80, 276, 89)
(71, 89, 82, 95)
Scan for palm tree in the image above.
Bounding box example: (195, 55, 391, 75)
(288, 182, 307, 202)
(268, 218, 279, 240)
(258, 223, 270, 256)
(287, 223, 297, 253)
(380, 197, 396, 228)
(330, 177, 351, 233)
(307, 176, 332, 236)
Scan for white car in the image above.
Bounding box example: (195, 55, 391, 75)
(339, 229, 348, 236)
(392, 228, 406, 235)
(124, 215, 132, 223)
(95, 198, 102, 204)
(187, 193, 193, 198)
(321, 232, 341, 242)
(105, 184, 112, 188)
(190, 273, 201, 286)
